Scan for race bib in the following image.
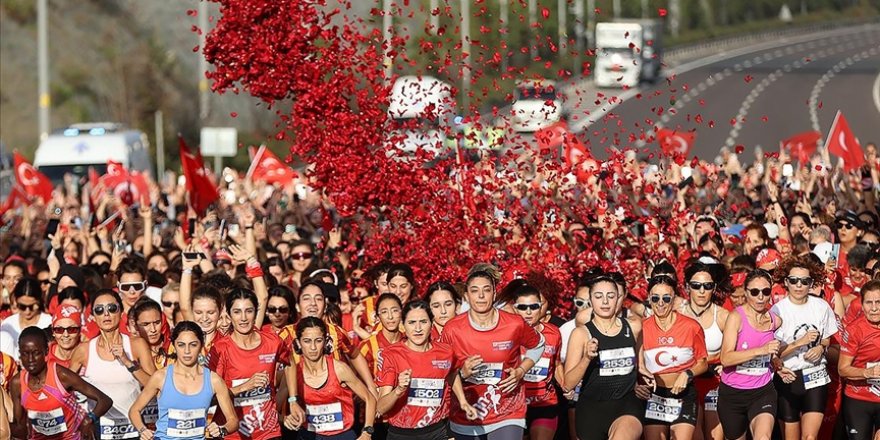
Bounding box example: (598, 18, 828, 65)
(867, 362, 880, 387)
(141, 398, 159, 425)
(704, 388, 719, 412)
(736, 355, 770, 376)
(408, 378, 445, 407)
(802, 365, 831, 390)
(467, 362, 504, 386)
(598, 347, 635, 376)
(231, 378, 271, 407)
(306, 402, 344, 433)
(29, 408, 68, 436)
(645, 394, 683, 423)
(570, 383, 582, 402)
(99, 416, 138, 440)
(524, 357, 551, 383)
(166, 408, 207, 438)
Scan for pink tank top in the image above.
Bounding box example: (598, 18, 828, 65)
(720, 307, 778, 390)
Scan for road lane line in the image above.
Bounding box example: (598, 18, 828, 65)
(873, 71, 880, 117)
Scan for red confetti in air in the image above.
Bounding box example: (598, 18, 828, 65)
(541, 7, 550, 19)
(744, 75, 754, 83)
(658, 8, 667, 17)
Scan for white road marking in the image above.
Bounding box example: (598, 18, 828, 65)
(872, 71, 880, 117)
(809, 46, 879, 136)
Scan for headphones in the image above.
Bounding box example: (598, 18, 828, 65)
(293, 336, 334, 356)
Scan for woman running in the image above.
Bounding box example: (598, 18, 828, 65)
(838, 280, 880, 440)
(563, 274, 643, 440)
(10, 326, 113, 439)
(359, 293, 403, 376)
(70, 289, 156, 440)
(771, 255, 836, 440)
(439, 270, 545, 440)
(641, 275, 709, 440)
(264, 286, 296, 335)
(375, 300, 456, 440)
(424, 281, 461, 340)
(285, 317, 376, 440)
(718, 269, 788, 440)
(48, 304, 85, 369)
(129, 321, 239, 439)
(679, 262, 729, 440)
(130, 298, 169, 370)
(209, 288, 288, 440)
(509, 281, 563, 440)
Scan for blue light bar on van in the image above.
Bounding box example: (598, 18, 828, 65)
(89, 128, 106, 135)
(63, 129, 80, 136)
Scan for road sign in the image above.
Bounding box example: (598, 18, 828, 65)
(200, 127, 238, 157)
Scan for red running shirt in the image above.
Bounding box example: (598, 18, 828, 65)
(358, 331, 398, 376)
(439, 311, 542, 427)
(46, 343, 72, 370)
(297, 356, 355, 436)
(642, 312, 708, 375)
(375, 341, 454, 428)
(279, 322, 355, 364)
(840, 315, 880, 403)
(208, 329, 289, 440)
(522, 323, 561, 407)
(20, 361, 85, 440)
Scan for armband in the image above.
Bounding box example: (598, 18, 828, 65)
(245, 259, 264, 279)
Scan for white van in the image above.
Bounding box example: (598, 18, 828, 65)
(511, 79, 563, 132)
(386, 75, 456, 155)
(34, 123, 152, 184)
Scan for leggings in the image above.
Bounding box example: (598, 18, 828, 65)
(453, 425, 524, 440)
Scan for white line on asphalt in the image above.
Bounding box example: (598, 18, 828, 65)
(873, 71, 880, 117)
(809, 46, 878, 134)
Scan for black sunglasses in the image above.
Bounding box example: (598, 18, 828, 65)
(93, 303, 121, 315)
(267, 306, 290, 314)
(688, 281, 716, 291)
(747, 288, 772, 297)
(514, 303, 542, 311)
(785, 276, 813, 286)
(836, 222, 856, 230)
(649, 295, 673, 304)
(161, 301, 180, 309)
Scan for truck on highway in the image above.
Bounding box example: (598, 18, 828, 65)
(34, 123, 152, 184)
(386, 75, 456, 156)
(594, 20, 664, 88)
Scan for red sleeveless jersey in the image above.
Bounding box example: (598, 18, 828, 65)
(523, 323, 561, 407)
(298, 356, 356, 436)
(20, 361, 85, 440)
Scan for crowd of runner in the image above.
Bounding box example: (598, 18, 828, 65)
(0, 145, 879, 440)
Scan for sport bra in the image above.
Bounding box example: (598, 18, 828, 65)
(704, 305, 724, 357)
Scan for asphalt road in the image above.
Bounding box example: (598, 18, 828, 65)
(569, 23, 880, 161)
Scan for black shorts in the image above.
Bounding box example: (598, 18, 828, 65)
(717, 382, 777, 440)
(387, 420, 450, 440)
(644, 385, 698, 426)
(297, 430, 356, 440)
(575, 392, 644, 440)
(775, 369, 829, 422)
(843, 395, 880, 440)
(526, 404, 558, 424)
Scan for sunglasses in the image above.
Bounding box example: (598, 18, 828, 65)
(573, 298, 590, 309)
(117, 281, 146, 292)
(514, 303, 542, 311)
(688, 281, 716, 291)
(39, 279, 51, 286)
(747, 288, 772, 297)
(836, 222, 856, 230)
(52, 326, 81, 335)
(785, 276, 813, 286)
(16, 303, 39, 312)
(267, 306, 290, 314)
(93, 303, 121, 316)
(290, 252, 313, 261)
(649, 295, 673, 304)
(161, 301, 180, 309)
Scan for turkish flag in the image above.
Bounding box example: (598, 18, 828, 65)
(825, 111, 864, 171)
(246, 145, 297, 186)
(0, 185, 29, 216)
(535, 122, 590, 166)
(13, 151, 53, 203)
(657, 127, 696, 157)
(100, 161, 149, 206)
(781, 130, 820, 165)
(179, 136, 219, 215)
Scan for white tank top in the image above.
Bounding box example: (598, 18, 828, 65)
(704, 305, 724, 356)
(82, 335, 141, 439)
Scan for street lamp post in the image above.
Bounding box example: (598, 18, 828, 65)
(37, 0, 50, 141)
(500, 0, 509, 73)
(383, 0, 393, 81)
(461, 0, 470, 109)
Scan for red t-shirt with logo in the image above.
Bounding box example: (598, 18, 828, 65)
(375, 341, 455, 428)
(840, 315, 880, 403)
(208, 329, 290, 440)
(358, 331, 398, 376)
(642, 312, 708, 375)
(522, 323, 561, 407)
(439, 311, 542, 428)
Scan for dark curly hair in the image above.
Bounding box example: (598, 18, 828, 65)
(773, 254, 825, 287)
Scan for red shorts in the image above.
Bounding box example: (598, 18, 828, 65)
(695, 370, 721, 404)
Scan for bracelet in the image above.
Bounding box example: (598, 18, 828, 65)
(87, 412, 99, 424)
(245, 225, 254, 230)
(288, 396, 298, 403)
(245, 260, 264, 278)
(182, 268, 193, 275)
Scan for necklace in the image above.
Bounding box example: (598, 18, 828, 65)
(689, 302, 711, 318)
(595, 317, 619, 335)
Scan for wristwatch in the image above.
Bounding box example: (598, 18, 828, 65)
(127, 361, 141, 373)
(685, 369, 695, 383)
(218, 426, 229, 437)
(363, 426, 375, 436)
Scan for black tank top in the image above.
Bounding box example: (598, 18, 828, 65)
(579, 318, 637, 401)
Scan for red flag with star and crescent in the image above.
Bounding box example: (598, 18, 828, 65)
(657, 128, 696, 157)
(13, 151, 53, 203)
(0, 185, 30, 216)
(100, 160, 149, 206)
(246, 145, 297, 186)
(179, 136, 219, 215)
(825, 111, 864, 171)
